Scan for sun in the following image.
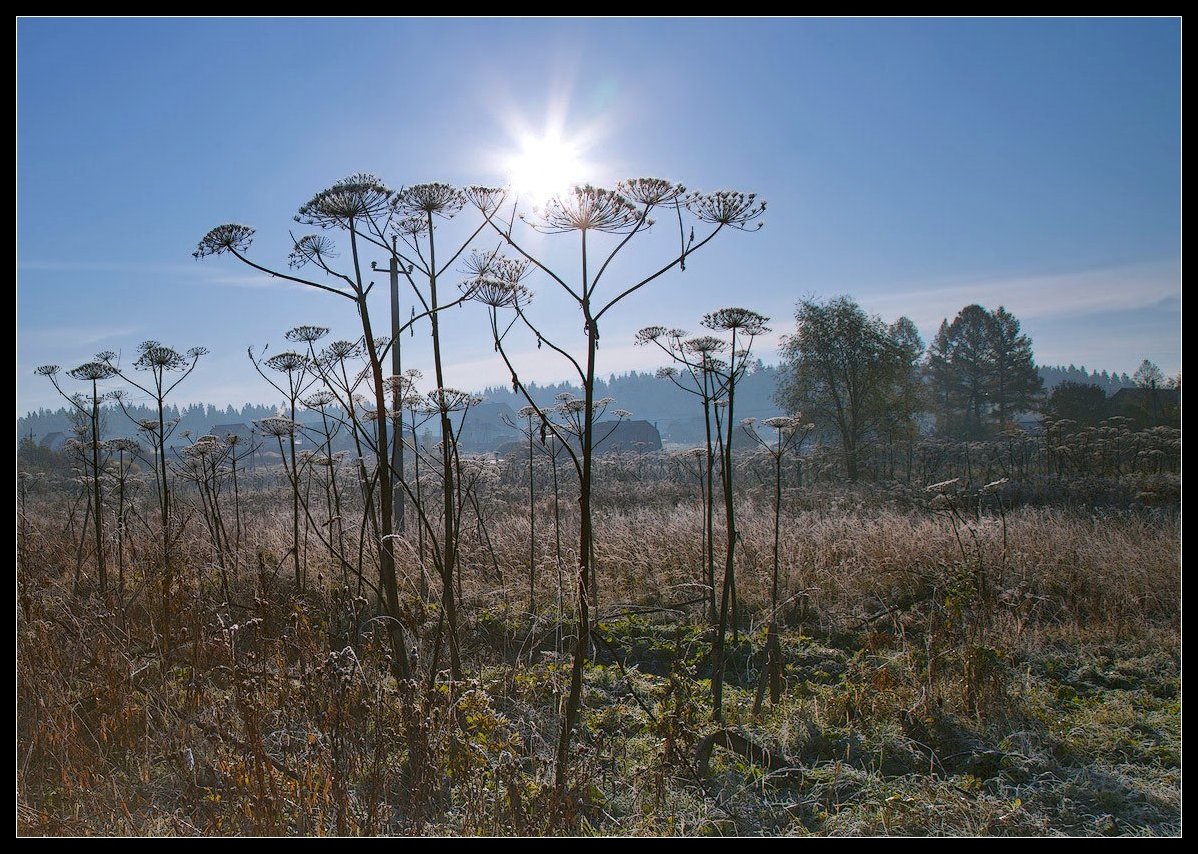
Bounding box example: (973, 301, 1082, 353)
(506, 131, 587, 205)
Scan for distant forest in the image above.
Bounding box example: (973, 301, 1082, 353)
(17, 362, 1133, 446)
(1038, 364, 1136, 395)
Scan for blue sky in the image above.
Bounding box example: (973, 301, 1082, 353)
(18, 18, 1180, 414)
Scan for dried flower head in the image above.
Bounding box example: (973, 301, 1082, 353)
(264, 352, 309, 374)
(612, 408, 633, 419)
(194, 223, 256, 258)
(423, 388, 482, 414)
(634, 326, 669, 345)
(390, 183, 466, 219)
(35, 364, 60, 377)
(391, 215, 430, 239)
(135, 344, 187, 372)
(286, 325, 331, 344)
(297, 173, 393, 227)
(464, 278, 532, 309)
(517, 405, 540, 419)
(288, 234, 338, 269)
(655, 366, 679, 380)
(322, 340, 361, 360)
(182, 440, 218, 460)
(532, 185, 642, 233)
(68, 361, 117, 382)
(684, 335, 728, 355)
(555, 397, 586, 416)
(685, 190, 766, 230)
(255, 416, 300, 437)
(464, 185, 507, 215)
(618, 177, 686, 207)
(302, 390, 337, 408)
(763, 416, 798, 431)
(382, 373, 420, 398)
(702, 307, 770, 335)
(461, 249, 501, 280)
(104, 438, 141, 454)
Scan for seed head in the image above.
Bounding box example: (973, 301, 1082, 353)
(104, 438, 141, 454)
(617, 177, 686, 207)
(464, 278, 532, 309)
(195, 223, 256, 258)
(391, 215, 430, 239)
(302, 390, 337, 408)
(297, 174, 392, 227)
(702, 307, 770, 335)
(264, 352, 309, 374)
(685, 190, 766, 230)
(463, 185, 507, 215)
(286, 325, 330, 344)
(634, 326, 668, 345)
(532, 185, 642, 234)
(684, 335, 728, 355)
(322, 340, 361, 360)
(134, 344, 186, 371)
(423, 388, 481, 414)
(763, 416, 798, 431)
(390, 183, 466, 219)
(255, 416, 300, 437)
(68, 361, 117, 382)
(288, 234, 338, 269)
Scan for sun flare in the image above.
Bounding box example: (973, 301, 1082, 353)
(506, 132, 587, 205)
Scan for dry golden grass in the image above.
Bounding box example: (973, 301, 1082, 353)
(16, 481, 1180, 836)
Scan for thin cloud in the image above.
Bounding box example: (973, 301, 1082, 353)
(18, 260, 199, 274)
(860, 260, 1179, 329)
(440, 334, 788, 394)
(208, 274, 321, 294)
(18, 324, 143, 347)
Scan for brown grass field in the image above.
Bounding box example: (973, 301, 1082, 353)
(16, 465, 1181, 836)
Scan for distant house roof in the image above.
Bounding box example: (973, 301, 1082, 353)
(39, 431, 67, 451)
(592, 420, 662, 454)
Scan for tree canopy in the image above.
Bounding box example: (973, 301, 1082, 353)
(776, 296, 922, 480)
(925, 304, 1042, 437)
